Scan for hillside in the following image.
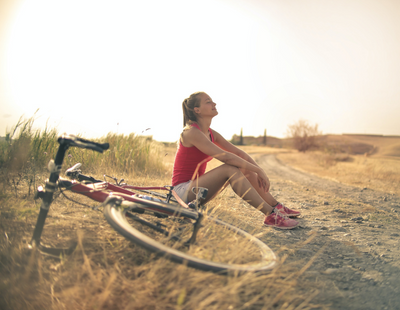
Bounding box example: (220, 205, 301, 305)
(232, 134, 400, 158)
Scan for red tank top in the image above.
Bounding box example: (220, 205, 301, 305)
(171, 123, 215, 186)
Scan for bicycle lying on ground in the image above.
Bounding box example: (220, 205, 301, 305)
(29, 134, 277, 274)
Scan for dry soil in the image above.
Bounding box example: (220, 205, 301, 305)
(248, 154, 400, 309)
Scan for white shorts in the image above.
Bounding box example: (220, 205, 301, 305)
(173, 180, 192, 203)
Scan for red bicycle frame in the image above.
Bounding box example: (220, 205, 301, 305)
(61, 180, 190, 216)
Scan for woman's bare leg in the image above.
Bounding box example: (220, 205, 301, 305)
(240, 169, 302, 221)
(240, 169, 279, 207)
(186, 164, 273, 215)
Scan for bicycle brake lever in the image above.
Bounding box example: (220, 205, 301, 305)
(104, 174, 118, 184)
(66, 163, 82, 173)
(65, 163, 82, 177)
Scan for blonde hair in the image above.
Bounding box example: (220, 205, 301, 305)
(182, 92, 205, 127)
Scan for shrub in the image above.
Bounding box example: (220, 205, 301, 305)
(286, 119, 321, 152)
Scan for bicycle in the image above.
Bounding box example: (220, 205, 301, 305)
(29, 134, 277, 274)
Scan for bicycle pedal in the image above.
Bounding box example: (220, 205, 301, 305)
(154, 213, 168, 218)
(191, 187, 208, 199)
(155, 221, 167, 228)
(188, 202, 196, 210)
(188, 201, 206, 210)
(34, 186, 45, 200)
(126, 208, 145, 215)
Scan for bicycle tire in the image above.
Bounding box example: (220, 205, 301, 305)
(103, 199, 277, 274)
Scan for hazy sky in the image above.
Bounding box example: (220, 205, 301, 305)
(1, 0, 399, 142)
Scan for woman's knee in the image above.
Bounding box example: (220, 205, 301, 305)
(240, 168, 258, 182)
(219, 164, 241, 178)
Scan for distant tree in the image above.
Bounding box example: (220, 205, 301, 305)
(263, 129, 267, 146)
(286, 119, 321, 152)
(239, 128, 243, 145)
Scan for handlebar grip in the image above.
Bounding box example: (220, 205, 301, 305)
(58, 134, 110, 153)
(75, 136, 109, 151)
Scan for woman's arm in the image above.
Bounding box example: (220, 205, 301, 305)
(212, 129, 266, 170)
(182, 127, 269, 190)
(212, 129, 270, 191)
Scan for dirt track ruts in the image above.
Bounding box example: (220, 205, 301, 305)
(255, 154, 400, 310)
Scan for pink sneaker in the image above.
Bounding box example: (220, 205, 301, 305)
(275, 203, 301, 218)
(264, 209, 299, 230)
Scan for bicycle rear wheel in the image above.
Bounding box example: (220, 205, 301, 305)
(103, 198, 277, 274)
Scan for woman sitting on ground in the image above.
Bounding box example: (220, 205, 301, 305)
(171, 91, 300, 229)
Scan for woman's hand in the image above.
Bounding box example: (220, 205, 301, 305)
(257, 169, 270, 192)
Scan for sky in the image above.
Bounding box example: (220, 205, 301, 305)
(1, 0, 399, 142)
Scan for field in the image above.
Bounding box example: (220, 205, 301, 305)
(1, 120, 400, 309)
(275, 134, 400, 196)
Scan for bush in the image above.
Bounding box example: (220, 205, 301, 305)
(286, 119, 321, 152)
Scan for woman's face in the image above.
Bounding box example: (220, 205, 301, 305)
(195, 93, 218, 118)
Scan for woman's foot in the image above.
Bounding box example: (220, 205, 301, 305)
(263, 209, 299, 230)
(275, 203, 301, 218)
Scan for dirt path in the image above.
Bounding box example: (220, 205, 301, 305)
(255, 154, 400, 309)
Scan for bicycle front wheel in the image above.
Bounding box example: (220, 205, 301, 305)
(103, 198, 277, 274)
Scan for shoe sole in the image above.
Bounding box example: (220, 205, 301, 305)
(263, 223, 299, 230)
(276, 209, 301, 218)
(286, 214, 301, 218)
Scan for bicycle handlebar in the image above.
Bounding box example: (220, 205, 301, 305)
(31, 134, 109, 247)
(58, 134, 109, 153)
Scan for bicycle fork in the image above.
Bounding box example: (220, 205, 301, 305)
(29, 143, 70, 255)
(28, 134, 109, 257)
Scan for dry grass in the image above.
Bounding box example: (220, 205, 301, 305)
(2, 125, 399, 309)
(277, 150, 400, 196)
(279, 134, 400, 195)
(0, 169, 325, 310)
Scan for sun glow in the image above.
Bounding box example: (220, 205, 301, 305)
(4, 0, 268, 141)
(2, 0, 400, 141)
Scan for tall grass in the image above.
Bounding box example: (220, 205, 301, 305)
(60, 133, 166, 178)
(0, 115, 59, 196)
(0, 115, 167, 196)
(1, 114, 59, 169)
(98, 133, 165, 176)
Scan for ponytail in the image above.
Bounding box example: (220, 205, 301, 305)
(182, 92, 204, 127)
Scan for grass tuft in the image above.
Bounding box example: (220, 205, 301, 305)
(0, 114, 168, 197)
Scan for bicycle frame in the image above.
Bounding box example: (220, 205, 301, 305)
(57, 179, 192, 217)
(66, 164, 207, 210)
(29, 134, 201, 257)
(28, 135, 278, 273)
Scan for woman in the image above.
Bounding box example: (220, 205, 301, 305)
(172, 92, 300, 229)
